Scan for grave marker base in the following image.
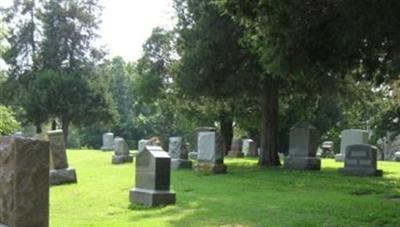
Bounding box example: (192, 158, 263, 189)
(338, 168, 383, 177)
(284, 156, 321, 170)
(112, 155, 133, 164)
(194, 162, 227, 174)
(130, 188, 176, 207)
(50, 168, 77, 185)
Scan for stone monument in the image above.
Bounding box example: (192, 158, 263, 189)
(242, 139, 258, 157)
(320, 141, 335, 158)
(112, 137, 133, 164)
(129, 146, 176, 207)
(48, 130, 77, 185)
(338, 144, 383, 176)
(0, 136, 49, 227)
(168, 137, 192, 169)
(195, 131, 227, 174)
(101, 132, 114, 151)
(395, 151, 400, 161)
(335, 129, 369, 162)
(284, 122, 321, 170)
(227, 139, 243, 157)
(138, 139, 152, 153)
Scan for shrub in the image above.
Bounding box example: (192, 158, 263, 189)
(0, 105, 20, 135)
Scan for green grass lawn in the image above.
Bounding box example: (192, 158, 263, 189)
(50, 150, 400, 227)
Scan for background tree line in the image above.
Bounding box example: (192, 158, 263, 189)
(1, 0, 399, 167)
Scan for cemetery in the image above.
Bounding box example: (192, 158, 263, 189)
(1, 0, 400, 226)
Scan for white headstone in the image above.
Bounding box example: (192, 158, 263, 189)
(197, 131, 224, 163)
(336, 129, 369, 161)
(101, 132, 114, 151)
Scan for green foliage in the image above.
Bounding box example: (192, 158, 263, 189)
(51, 150, 400, 226)
(1, 0, 115, 141)
(0, 105, 20, 135)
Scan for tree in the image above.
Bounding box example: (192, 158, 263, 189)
(215, 0, 400, 166)
(174, 0, 257, 154)
(0, 105, 20, 135)
(1, 0, 116, 142)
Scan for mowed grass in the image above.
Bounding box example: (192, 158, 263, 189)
(50, 150, 400, 227)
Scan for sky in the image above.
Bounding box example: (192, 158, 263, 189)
(1, 0, 176, 62)
(99, 0, 176, 61)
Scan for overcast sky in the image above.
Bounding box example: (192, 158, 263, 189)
(1, 0, 176, 62)
(99, 0, 176, 61)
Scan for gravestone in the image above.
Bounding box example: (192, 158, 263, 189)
(395, 151, 400, 161)
(338, 144, 383, 176)
(321, 141, 335, 158)
(284, 122, 321, 170)
(242, 139, 258, 157)
(112, 137, 133, 164)
(335, 129, 369, 162)
(101, 132, 114, 151)
(168, 137, 192, 169)
(0, 136, 49, 227)
(48, 130, 77, 185)
(138, 139, 160, 153)
(188, 151, 198, 160)
(129, 146, 176, 207)
(227, 139, 243, 157)
(195, 131, 227, 174)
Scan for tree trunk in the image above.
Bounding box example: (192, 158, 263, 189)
(259, 76, 281, 167)
(219, 110, 233, 155)
(61, 117, 69, 145)
(35, 123, 42, 134)
(51, 120, 57, 130)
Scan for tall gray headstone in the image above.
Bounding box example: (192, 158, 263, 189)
(0, 136, 49, 227)
(48, 130, 77, 185)
(168, 137, 192, 169)
(227, 139, 243, 157)
(101, 132, 114, 151)
(339, 144, 382, 176)
(129, 146, 176, 207)
(335, 129, 369, 162)
(195, 131, 227, 174)
(284, 122, 321, 170)
(112, 137, 133, 164)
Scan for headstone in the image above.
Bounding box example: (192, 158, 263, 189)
(13, 131, 23, 137)
(320, 141, 335, 158)
(188, 151, 198, 160)
(129, 146, 176, 207)
(242, 139, 258, 157)
(335, 129, 369, 162)
(0, 136, 49, 227)
(101, 132, 114, 151)
(338, 144, 383, 176)
(385, 134, 400, 160)
(195, 131, 227, 174)
(168, 137, 192, 169)
(48, 130, 77, 185)
(112, 137, 133, 164)
(138, 139, 158, 153)
(284, 122, 321, 170)
(227, 139, 243, 157)
(395, 151, 400, 161)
